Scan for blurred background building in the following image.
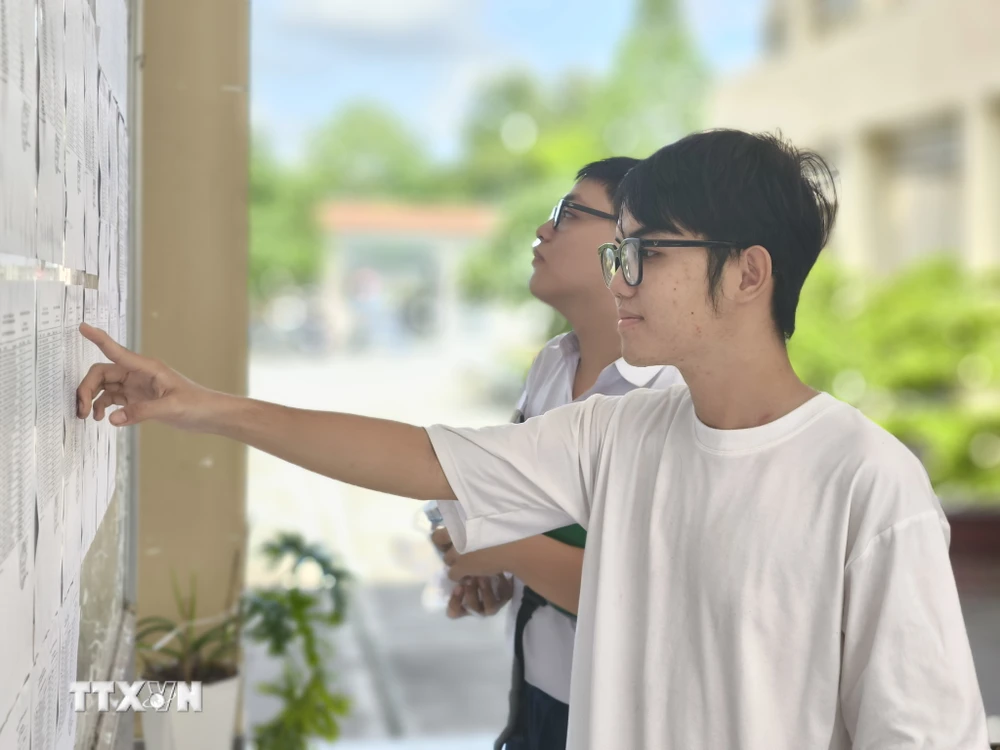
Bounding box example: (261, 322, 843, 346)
(317, 201, 498, 354)
(710, 0, 1000, 272)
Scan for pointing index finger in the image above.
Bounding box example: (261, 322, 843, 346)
(79, 322, 152, 372)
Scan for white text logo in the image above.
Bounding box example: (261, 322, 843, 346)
(68, 681, 203, 712)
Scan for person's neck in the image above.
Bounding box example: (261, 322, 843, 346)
(678, 332, 818, 430)
(562, 300, 623, 400)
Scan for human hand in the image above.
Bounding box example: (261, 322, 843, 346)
(445, 575, 514, 619)
(76, 322, 219, 430)
(431, 528, 513, 617)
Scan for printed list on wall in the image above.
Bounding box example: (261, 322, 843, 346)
(0, 0, 131, 747)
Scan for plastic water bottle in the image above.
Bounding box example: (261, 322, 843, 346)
(421, 501, 456, 610)
(421, 501, 504, 614)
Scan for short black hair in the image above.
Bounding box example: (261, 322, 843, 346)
(576, 157, 641, 202)
(614, 130, 837, 340)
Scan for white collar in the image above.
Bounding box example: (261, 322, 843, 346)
(613, 358, 665, 388)
(557, 330, 665, 388)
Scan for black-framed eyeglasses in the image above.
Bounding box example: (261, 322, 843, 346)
(549, 199, 616, 230)
(597, 238, 742, 288)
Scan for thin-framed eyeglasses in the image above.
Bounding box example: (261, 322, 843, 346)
(597, 238, 742, 288)
(549, 199, 616, 230)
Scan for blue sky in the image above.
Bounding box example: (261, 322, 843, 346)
(251, 0, 766, 163)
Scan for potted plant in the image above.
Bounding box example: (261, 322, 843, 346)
(137, 569, 243, 750)
(137, 533, 351, 750)
(242, 532, 352, 750)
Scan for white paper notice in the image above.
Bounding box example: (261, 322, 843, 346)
(30, 628, 60, 750)
(0, 0, 39, 258)
(61, 468, 82, 596)
(95, 0, 127, 113)
(81, 288, 98, 553)
(0, 281, 35, 725)
(64, 0, 87, 271)
(96, 75, 112, 301)
(96, 293, 109, 519)
(82, 5, 98, 274)
(117, 117, 128, 301)
(63, 287, 84, 589)
(33, 514, 63, 666)
(97, 217, 109, 299)
(0, 680, 29, 750)
(65, 0, 85, 162)
(36, 282, 65, 519)
(37, 0, 67, 264)
(107, 101, 119, 308)
(34, 283, 66, 660)
(54, 582, 79, 750)
(62, 287, 83, 484)
(97, 72, 109, 224)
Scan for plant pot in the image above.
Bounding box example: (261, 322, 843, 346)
(142, 675, 241, 750)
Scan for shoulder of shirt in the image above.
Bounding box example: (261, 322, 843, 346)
(819, 398, 931, 481)
(516, 333, 574, 410)
(596, 382, 691, 421)
(817, 398, 949, 564)
(528, 333, 575, 375)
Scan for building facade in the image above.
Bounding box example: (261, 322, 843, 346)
(710, 0, 1000, 271)
(318, 202, 499, 353)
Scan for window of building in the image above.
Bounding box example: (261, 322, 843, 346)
(884, 116, 962, 265)
(816, 0, 858, 28)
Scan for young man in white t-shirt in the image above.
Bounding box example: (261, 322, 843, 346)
(431, 157, 683, 750)
(77, 129, 989, 750)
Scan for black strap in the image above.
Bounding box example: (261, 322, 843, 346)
(494, 586, 548, 750)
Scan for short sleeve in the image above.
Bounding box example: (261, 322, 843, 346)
(840, 511, 989, 748)
(426, 394, 621, 553)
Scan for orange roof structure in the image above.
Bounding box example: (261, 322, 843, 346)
(319, 201, 499, 237)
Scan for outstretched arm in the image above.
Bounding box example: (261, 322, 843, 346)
(75, 323, 455, 501)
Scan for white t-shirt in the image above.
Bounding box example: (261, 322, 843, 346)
(507, 332, 684, 704)
(429, 386, 989, 750)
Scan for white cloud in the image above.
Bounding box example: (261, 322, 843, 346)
(283, 0, 465, 35)
(279, 0, 483, 55)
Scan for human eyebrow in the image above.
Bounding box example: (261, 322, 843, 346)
(618, 224, 651, 239)
(563, 192, 579, 202)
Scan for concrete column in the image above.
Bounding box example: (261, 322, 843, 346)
(321, 233, 350, 351)
(785, 0, 820, 50)
(833, 130, 888, 271)
(963, 99, 1000, 270)
(437, 241, 463, 355)
(138, 0, 249, 651)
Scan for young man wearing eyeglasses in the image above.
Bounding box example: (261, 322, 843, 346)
(77, 129, 988, 750)
(431, 156, 684, 750)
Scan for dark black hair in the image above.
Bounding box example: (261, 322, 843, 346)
(614, 129, 838, 340)
(576, 157, 641, 202)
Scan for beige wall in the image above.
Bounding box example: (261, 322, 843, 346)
(710, 0, 1000, 270)
(712, 0, 1000, 141)
(138, 0, 249, 629)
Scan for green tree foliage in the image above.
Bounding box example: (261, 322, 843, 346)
(250, 136, 324, 304)
(244, 532, 352, 750)
(305, 102, 433, 200)
(597, 0, 708, 155)
(790, 255, 1000, 503)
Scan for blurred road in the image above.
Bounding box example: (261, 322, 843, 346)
(244, 350, 515, 746)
